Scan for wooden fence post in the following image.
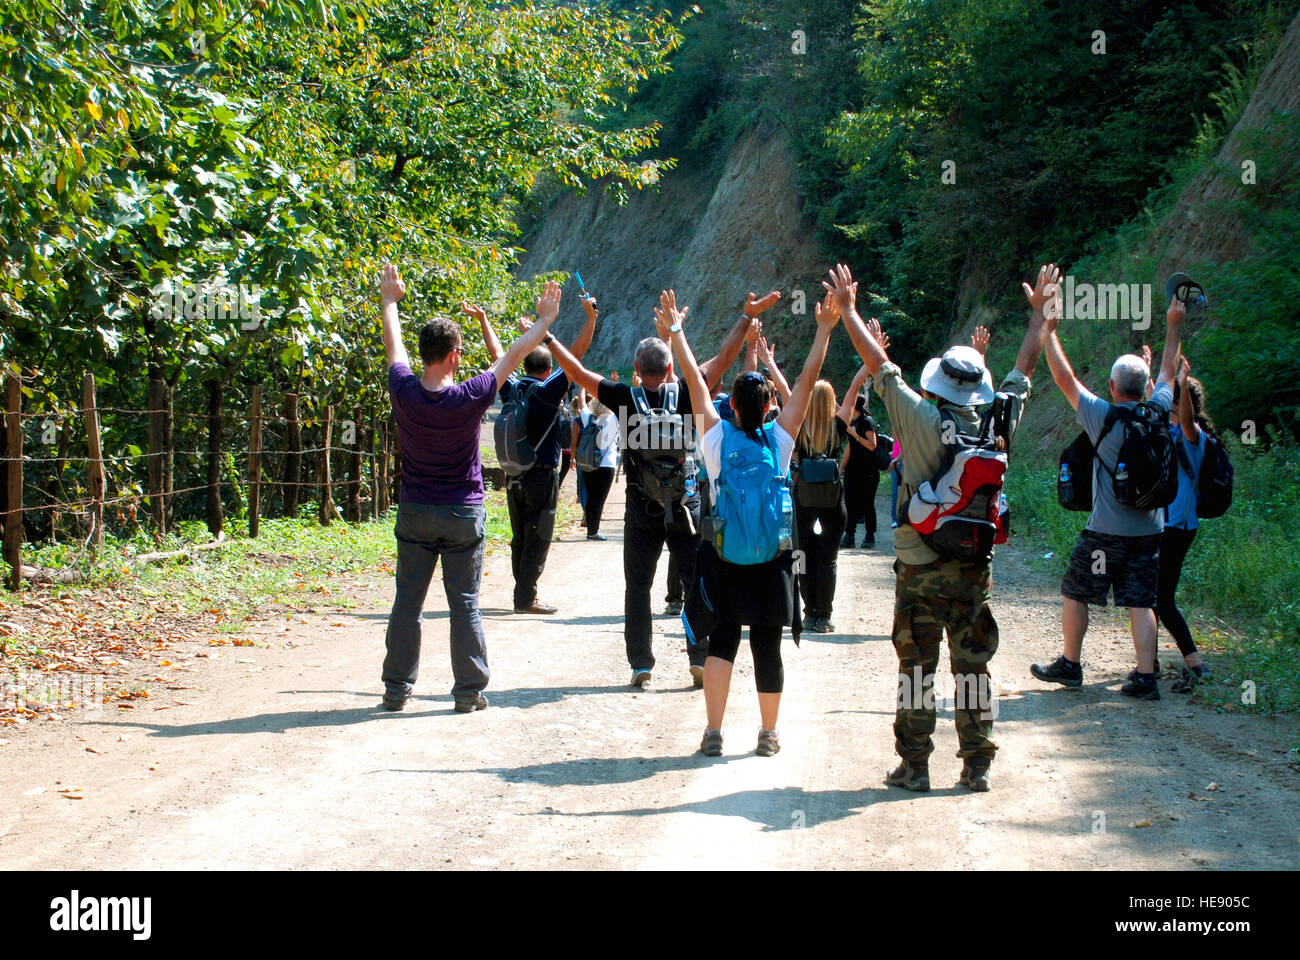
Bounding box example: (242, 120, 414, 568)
(347, 404, 362, 523)
(377, 418, 390, 515)
(205, 380, 223, 537)
(147, 378, 168, 539)
(83, 373, 105, 550)
(369, 408, 379, 520)
(283, 392, 301, 518)
(248, 385, 262, 538)
(318, 404, 334, 526)
(4, 376, 22, 590)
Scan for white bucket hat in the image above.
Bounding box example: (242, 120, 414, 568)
(920, 345, 995, 407)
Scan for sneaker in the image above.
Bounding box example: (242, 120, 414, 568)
(454, 694, 488, 713)
(631, 670, 652, 688)
(700, 729, 723, 756)
(382, 691, 410, 711)
(1030, 655, 1083, 688)
(586, 533, 607, 541)
(689, 664, 704, 689)
(756, 729, 780, 757)
(1120, 674, 1161, 701)
(665, 600, 683, 616)
(862, 534, 876, 548)
(885, 760, 930, 792)
(959, 759, 991, 792)
(1171, 663, 1210, 694)
(890, 521, 898, 529)
(514, 600, 558, 614)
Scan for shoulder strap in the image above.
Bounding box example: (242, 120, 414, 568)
(661, 382, 679, 414)
(1173, 431, 1197, 479)
(1092, 405, 1126, 480)
(631, 386, 651, 417)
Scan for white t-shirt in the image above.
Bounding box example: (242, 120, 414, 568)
(579, 409, 620, 469)
(699, 419, 795, 481)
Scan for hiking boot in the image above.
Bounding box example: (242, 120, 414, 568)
(454, 694, 488, 713)
(840, 534, 855, 549)
(382, 691, 410, 712)
(1120, 674, 1161, 701)
(885, 760, 930, 792)
(959, 758, 992, 792)
(515, 600, 558, 615)
(1031, 655, 1083, 688)
(756, 729, 780, 757)
(700, 729, 723, 756)
(862, 534, 876, 548)
(820, 619, 836, 634)
(1171, 663, 1210, 694)
(690, 665, 705, 689)
(631, 670, 652, 688)
(804, 615, 822, 633)
(665, 600, 683, 616)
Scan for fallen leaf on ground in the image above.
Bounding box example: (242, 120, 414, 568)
(85, 746, 103, 755)
(1131, 820, 1151, 828)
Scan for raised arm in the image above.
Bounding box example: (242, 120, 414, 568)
(1177, 355, 1199, 442)
(1013, 262, 1059, 378)
(776, 291, 838, 437)
(742, 319, 761, 373)
(756, 336, 791, 405)
(546, 332, 604, 397)
(489, 281, 560, 391)
(463, 301, 503, 364)
(380, 264, 411, 368)
(1157, 297, 1185, 388)
(698, 290, 780, 391)
(658, 290, 721, 439)
(837, 364, 871, 423)
(571, 293, 599, 360)
(1043, 324, 1084, 411)
(826, 264, 888, 375)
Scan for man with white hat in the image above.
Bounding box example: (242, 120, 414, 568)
(825, 261, 1061, 792)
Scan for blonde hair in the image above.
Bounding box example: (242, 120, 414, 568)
(798, 380, 838, 457)
(589, 397, 612, 418)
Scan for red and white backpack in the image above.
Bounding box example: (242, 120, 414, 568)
(904, 407, 1010, 564)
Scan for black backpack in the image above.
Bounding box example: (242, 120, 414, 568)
(794, 446, 842, 510)
(1176, 430, 1234, 519)
(495, 379, 558, 478)
(575, 415, 604, 473)
(626, 385, 692, 519)
(1060, 401, 1178, 512)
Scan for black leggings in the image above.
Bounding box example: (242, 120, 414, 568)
(582, 467, 614, 535)
(557, 450, 572, 490)
(1156, 525, 1198, 657)
(844, 469, 880, 537)
(707, 622, 784, 694)
(796, 501, 846, 619)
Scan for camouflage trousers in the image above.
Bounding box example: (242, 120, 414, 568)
(891, 556, 999, 765)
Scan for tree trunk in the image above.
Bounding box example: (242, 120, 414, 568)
(283, 392, 301, 518)
(205, 380, 223, 537)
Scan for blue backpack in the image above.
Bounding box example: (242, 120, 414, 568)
(707, 421, 791, 565)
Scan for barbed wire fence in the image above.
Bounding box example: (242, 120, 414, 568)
(1, 372, 401, 590)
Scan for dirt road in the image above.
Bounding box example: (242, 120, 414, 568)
(2, 474, 1296, 870)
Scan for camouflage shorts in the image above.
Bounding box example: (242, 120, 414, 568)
(891, 557, 999, 763)
(1061, 529, 1161, 608)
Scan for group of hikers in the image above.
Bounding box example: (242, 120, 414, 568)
(378, 258, 1226, 791)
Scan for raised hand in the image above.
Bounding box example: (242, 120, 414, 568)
(461, 301, 486, 323)
(535, 279, 562, 326)
(657, 288, 688, 331)
(1141, 343, 1153, 370)
(744, 290, 781, 318)
(1177, 354, 1191, 385)
(814, 289, 840, 328)
(581, 293, 598, 320)
(865, 315, 886, 347)
(1022, 262, 1062, 321)
(757, 335, 774, 365)
(971, 325, 990, 356)
(822, 263, 857, 319)
(517, 316, 533, 333)
(380, 263, 406, 304)
(745, 318, 762, 345)
(1167, 295, 1187, 327)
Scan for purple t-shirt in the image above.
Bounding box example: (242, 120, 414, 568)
(388, 363, 497, 505)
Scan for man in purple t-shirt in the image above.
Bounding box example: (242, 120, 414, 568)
(379, 264, 560, 713)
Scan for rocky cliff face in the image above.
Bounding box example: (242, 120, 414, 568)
(516, 123, 834, 381)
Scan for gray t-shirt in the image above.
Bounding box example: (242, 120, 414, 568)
(1077, 381, 1173, 536)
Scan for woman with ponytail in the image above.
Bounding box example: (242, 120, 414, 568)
(659, 287, 839, 758)
(1158, 355, 1214, 691)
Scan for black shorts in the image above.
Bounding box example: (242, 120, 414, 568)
(1061, 529, 1161, 609)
